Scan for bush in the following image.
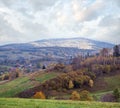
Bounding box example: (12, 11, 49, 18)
(113, 88, 120, 102)
(89, 79, 94, 87)
(9, 68, 20, 80)
(80, 90, 93, 101)
(33, 91, 46, 99)
(2, 74, 9, 80)
(101, 93, 116, 102)
(70, 91, 80, 100)
(69, 80, 74, 89)
(54, 63, 65, 72)
(87, 72, 96, 79)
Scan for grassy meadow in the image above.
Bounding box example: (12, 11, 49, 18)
(91, 74, 120, 101)
(0, 72, 58, 97)
(0, 98, 120, 108)
(0, 77, 33, 97)
(104, 74, 120, 90)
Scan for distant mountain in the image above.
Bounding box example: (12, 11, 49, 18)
(0, 37, 114, 61)
(0, 37, 115, 73)
(0, 37, 114, 50)
(29, 38, 114, 50)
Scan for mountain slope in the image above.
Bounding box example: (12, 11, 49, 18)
(0, 37, 114, 72)
(30, 38, 114, 50)
(0, 37, 114, 50)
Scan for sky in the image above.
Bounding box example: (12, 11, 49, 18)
(0, 0, 120, 45)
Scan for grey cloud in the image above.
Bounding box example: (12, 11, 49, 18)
(83, 2, 105, 21)
(98, 29, 120, 44)
(0, 16, 25, 44)
(0, 0, 59, 19)
(73, 0, 119, 22)
(110, 0, 120, 7)
(0, 0, 120, 45)
(98, 15, 120, 44)
(22, 21, 49, 37)
(92, 15, 120, 44)
(99, 15, 120, 27)
(0, 0, 32, 18)
(0, 0, 14, 6)
(0, 16, 21, 37)
(72, 0, 106, 22)
(27, 0, 58, 11)
(116, 0, 120, 6)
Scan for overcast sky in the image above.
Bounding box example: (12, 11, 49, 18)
(0, 0, 120, 45)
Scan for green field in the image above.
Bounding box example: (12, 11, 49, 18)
(0, 72, 58, 97)
(35, 72, 57, 82)
(104, 74, 120, 90)
(0, 77, 35, 97)
(0, 98, 120, 108)
(91, 74, 120, 101)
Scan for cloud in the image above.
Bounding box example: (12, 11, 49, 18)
(0, 0, 120, 45)
(71, 0, 106, 22)
(27, 0, 57, 11)
(96, 15, 120, 44)
(99, 15, 120, 27)
(0, 15, 24, 45)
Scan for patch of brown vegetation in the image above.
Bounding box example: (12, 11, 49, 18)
(101, 93, 116, 102)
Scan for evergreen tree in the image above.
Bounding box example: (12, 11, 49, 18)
(113, 88, 120, 102)
(113, 45, 120, 57)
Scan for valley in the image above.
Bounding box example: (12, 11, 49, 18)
(0, 0, 120, 107)
(0, 38, 119, 108)
(0, 38, 114, 74)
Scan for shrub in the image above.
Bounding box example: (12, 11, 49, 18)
(2, 74, 9, 80)
(101, 93, 116, 102)
(113, 88, 120, 102)
(70, 91, 80, 100)
(104, 65, 111, 74)
(89, 79, 94, 87)
(80, 90, 93, 101)
(87, 72, 96, 79)
(69, 80, 74, 89)
(9, 68, 20, 80)
(33, 91, 46, 99)
(54, 63, 65, 71)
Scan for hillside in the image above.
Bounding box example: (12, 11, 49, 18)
(1, 38, 114, 50)
(0, 38, 114, 62)
(0, 71, 58, 97)
(0, 72, 119, 100)
(0, 37, 114, 74)
(0, 44, 119, 103)
(15, 56, 119, 101)
(0, 98, 120, 108)
(30, 38, 114, 50)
